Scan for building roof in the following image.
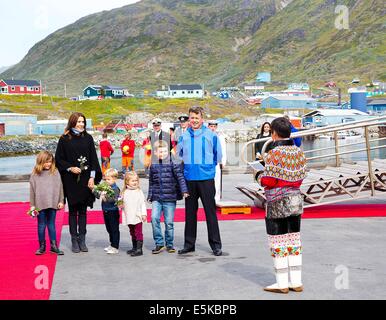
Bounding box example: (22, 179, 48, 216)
(367, 99, 386, 106)
(36, 120, 68, 124)
(1, 79, 40, 86)
(84, 85, 127, 91)
(169, 84, 203, 91)
(266, 95, 316, 102)
(304, 109, 369, 117)
(0, 113, 36, 117)
(104, 86, 127, 90)
(85, 85, 103, 90)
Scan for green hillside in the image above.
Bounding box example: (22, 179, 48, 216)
(0, 94, 257, 124)
(1, 0, 385, 96)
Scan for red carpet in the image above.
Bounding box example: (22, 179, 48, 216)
(60, 204, 386, 225)
(0, 202, 65, 300)
(0, 202, 385, 300)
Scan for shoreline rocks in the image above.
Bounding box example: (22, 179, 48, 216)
(0, 124, 258, 157)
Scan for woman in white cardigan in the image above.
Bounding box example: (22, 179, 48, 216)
(121, 171, 147, 256)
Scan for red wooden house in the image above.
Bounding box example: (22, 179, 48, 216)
(0, 79, 41, 95)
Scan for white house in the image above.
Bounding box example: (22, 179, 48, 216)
(157, 84, 204, 98)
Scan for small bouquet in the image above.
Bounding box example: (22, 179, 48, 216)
(93, 181, 115, 199)
(77, 156, 89, 183)
(115, 196, 124, 209)
(27, 207, 40, 218)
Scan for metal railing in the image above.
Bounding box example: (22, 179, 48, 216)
(241, 115, 386, 196)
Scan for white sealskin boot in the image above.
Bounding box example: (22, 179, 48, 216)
(288, 254, 303, 292)
(264, 256, 289, 294)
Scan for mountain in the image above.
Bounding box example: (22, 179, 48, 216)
(0, 66, 11, 73)
(1, 0, 385, 96)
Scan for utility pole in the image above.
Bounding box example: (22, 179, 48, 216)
(40, 80, 42, 103)
(64, 83, 67, 98)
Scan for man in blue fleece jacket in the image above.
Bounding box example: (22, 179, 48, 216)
(177, 106, 223, 256)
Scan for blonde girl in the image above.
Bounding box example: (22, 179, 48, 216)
(29, 151, 64, 255)
(121, 171, 147, 256)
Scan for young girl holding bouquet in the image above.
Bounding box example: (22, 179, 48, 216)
(29, 151, 65, 255)
(121, 171, 147, 256)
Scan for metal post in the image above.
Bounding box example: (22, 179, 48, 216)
(364, 126, 375, 196)
(40, 80, 42, 103)
(333, 131, 340, 166)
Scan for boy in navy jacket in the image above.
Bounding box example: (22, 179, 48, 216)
(148, 140, 189, 254)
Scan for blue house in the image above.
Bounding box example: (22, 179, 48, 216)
(0, 113, 38, 135)
(35, 119, 93, 135)
(83, 85, 129, 99)
(367, 98, 386, 114)
(302, 109, 373, 127)
(261, 96, 317, 110)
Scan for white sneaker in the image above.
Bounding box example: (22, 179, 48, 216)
(104, 246, 112, 252)
(106, 247, 119, 254)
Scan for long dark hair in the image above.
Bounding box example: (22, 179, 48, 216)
(63, 112, 87, 137)
(260, 122, 271, 136)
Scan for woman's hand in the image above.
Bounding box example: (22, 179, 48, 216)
(58, 203, 64, 210)
(88, 178, 95, 190)
(70, 167, 81, 174)
(183, 193, 190, 199)
(141, 215, 147, 223)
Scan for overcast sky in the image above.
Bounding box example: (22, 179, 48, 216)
(0, 0, 139, 67)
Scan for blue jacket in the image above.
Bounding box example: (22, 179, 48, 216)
(148, 158, 189, 202)
(291, 125, 302, 147)
(95, 183, 120, 212)
(177, 126, 222, 181)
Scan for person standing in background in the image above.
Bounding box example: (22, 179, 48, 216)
(121, 132, 136, 175)
(99, 132, 114, 176)
(208, 119, 227, 203)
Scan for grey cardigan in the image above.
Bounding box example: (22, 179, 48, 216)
(29, 169, 64, 210)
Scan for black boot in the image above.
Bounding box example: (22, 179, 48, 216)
(78, 234, 88, 252)
(35, 241, 46, 255)
(126, 240, 137, 255)
(50, 240, 64, 255)
(71, 236, 80, 253)
(131, 240, 143, 256)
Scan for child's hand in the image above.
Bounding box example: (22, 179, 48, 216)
(58, 203, 64, 210)
(183, 193, 190, 199)
(147, 198, 152, 204)
(30, 206, 35, 211)
(141, 215, 147, 223)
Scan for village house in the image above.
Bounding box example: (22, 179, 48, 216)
(156, 84, 204, 98)
(302, 109, 373, 127)
(83, 85, 130, 99)
(261, 95, 317, 110)
(0, 79, 41, 95)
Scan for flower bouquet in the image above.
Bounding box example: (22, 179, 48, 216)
(115, 196, 124, 209)
(93, 181, 115, 198)
(77, 156, 89, 183)
(27, 207, 40, 218)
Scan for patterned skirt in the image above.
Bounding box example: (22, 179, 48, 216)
(265, 187, 303, 219)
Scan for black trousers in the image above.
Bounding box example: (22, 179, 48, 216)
(265, 215, 301, 236)
(68, 203, 88, 237)
(184, 179, 222, 251)
(103, 210, 120, 249)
